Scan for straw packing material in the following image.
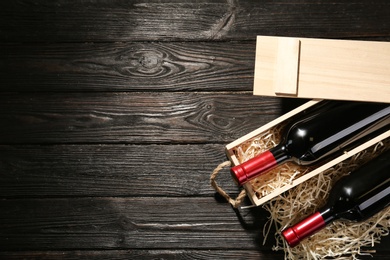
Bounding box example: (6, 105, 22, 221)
(233, 127, 389, 259)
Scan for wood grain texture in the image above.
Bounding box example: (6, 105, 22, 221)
(0, 42, 255, 92)
(1, 197, 388, 255)
(0, 144, 240, 198)
(1, 0, 390, 42)
(0, 92, 282, 144)
(1, 1, 389, 258)
(0, 197, 272, 250)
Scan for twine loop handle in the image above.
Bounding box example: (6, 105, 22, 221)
(210, 160, 246, 208)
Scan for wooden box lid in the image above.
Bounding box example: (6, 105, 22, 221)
(253, 36, 390, 103)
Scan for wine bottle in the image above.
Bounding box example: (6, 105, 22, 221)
(282, 149, 390, 247)
(231, 101, 390, 186)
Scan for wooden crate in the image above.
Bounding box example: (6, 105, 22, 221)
(225, 100, 390, 206)
(225, 36, 390, 206)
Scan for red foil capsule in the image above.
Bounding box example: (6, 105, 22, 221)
(282, 212, 326, 247)
(230, 150, 278, 185)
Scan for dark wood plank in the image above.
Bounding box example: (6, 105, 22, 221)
(0, 197, 272, 251)
(0, 92, 282, 144)
(1, 1, 389, 42)
(1, 197, 388, 257)
(0, 144, 240, 198)
(0, 250, 283, 260)
(0, 42, 255, 92)
(2, 250, 389, 260)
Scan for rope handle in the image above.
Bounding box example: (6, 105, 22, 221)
(210, 160, 247, 208)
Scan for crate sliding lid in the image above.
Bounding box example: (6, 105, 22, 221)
(253, 36, 390, 102)
(224, 36, 390, 207)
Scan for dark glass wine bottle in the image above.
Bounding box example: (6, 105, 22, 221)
(231, 101, 390, 186)
(282, 149, 390, 247)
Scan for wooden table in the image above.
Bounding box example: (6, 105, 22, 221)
(0, 1, 389, 259)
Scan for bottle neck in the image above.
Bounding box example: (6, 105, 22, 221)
(270, 144, 291, 164)
(282, 207, 335, 247)
(319, 206, 337, 225)
(230, 144, 290, 186)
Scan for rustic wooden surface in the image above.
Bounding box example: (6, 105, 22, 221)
(0, 1, 389, 259)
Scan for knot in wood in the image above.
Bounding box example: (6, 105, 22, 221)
(130, 49, 164, 75)
(139, 51, 161, 69)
